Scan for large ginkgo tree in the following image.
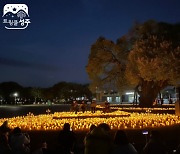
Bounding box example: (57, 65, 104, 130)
(86, 20, 180, 107)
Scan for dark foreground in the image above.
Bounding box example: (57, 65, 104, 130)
(27, 125, 180, 154)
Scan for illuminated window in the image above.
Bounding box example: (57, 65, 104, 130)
(107, 97, 112, 102)
(116, 97, 120, 102)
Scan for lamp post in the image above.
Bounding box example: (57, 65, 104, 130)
(13, 92, 18, 105)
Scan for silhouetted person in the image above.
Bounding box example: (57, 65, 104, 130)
(160, 98, 164, 105)
(89, 124, 96, 132)
(153, 99, 158, 106)
(90, 101, 96, 113)
(104, 101, 110, 113)
(70, 101, 75, 112)
(0, 121, 12, 154)
(84, 123, 112, 154)
(58, 123, 76, 154)
(84, 124, 97, 144)
(98, 123, 111, 132)
(0, 121, 11, 134)
(143, 130, 167, 154)
(10, 127, 30, 154)
(169, 98, 173, 104)
(0, 122, 12, 154)
(74, 101, 79, 114)
(32, 141, 49, 154)
(0, 133, 12, 154)
(112, 130, 137, 154)
(80, 101, 86, 113)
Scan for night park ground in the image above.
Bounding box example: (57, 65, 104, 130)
(0, 104, 180, 153)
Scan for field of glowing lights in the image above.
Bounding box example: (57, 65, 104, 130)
(0, 108, 180, 131)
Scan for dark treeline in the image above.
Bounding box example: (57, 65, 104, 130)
(0, 82, 92, 105)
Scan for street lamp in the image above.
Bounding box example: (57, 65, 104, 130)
(13, 92, 18, 105)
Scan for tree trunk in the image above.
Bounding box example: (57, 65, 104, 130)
(134, 86, 139, 106)
(139, 81, 161, 107)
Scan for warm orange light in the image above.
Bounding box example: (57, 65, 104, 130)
(0, 110, 179, 131)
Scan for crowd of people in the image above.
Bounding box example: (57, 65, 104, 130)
(0, 120, 180, 154)
(70, 100, 112, 114)
(0, 121, 30, 154)
(70, 100, 97, 114)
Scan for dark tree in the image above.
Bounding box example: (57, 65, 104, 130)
(86, 20, 180, 107)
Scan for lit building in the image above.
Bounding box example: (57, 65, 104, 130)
(96, 90, 136, 104)
(96, 86, 177, 104)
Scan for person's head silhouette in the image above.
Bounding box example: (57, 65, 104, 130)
(63, 123, 70, 131)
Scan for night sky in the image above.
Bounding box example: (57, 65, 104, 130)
(0, 0, 179, 87)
